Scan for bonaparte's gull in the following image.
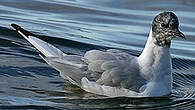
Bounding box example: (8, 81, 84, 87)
(11, 12, 185, 97)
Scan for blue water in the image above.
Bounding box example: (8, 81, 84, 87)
(0, 0, 195, 109)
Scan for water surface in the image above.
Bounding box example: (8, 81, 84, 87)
(0, 0, 195, 109)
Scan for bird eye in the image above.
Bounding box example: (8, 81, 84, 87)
(161, 23, 166, 28)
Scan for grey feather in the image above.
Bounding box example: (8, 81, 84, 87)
(97, 59, 146, 92)
(41, 48, 146, 92)
(43, 56, 87, 86)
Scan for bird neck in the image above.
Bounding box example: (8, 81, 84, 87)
(138, 29, 172, 80)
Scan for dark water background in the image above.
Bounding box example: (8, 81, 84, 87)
(0, 0, 195, 109)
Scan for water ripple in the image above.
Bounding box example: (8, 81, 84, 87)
(0, 0, 195, 109)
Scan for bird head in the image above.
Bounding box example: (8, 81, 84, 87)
(152, 12, 185, 47)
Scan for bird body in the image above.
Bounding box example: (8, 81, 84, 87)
(11, 12, 185, 97)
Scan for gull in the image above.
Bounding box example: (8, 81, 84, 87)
(11, 12, 185, 97)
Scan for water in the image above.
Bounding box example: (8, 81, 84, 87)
(0, 0, 195, 109)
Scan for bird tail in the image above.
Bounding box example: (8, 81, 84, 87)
(11, 24, 85, 86)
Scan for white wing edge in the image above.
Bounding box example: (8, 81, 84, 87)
(81, 77, 144, 97)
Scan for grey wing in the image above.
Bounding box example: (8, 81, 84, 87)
(83, 49, 146, 92)
(96, 58, 146, 92)
(42, 49, 133, 86)
(45, 49, 142, 88)
(42, 55, 88, 86)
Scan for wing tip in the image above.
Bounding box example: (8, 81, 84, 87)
(11, 23, 35, 37)
(11, 23, 20, 31)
